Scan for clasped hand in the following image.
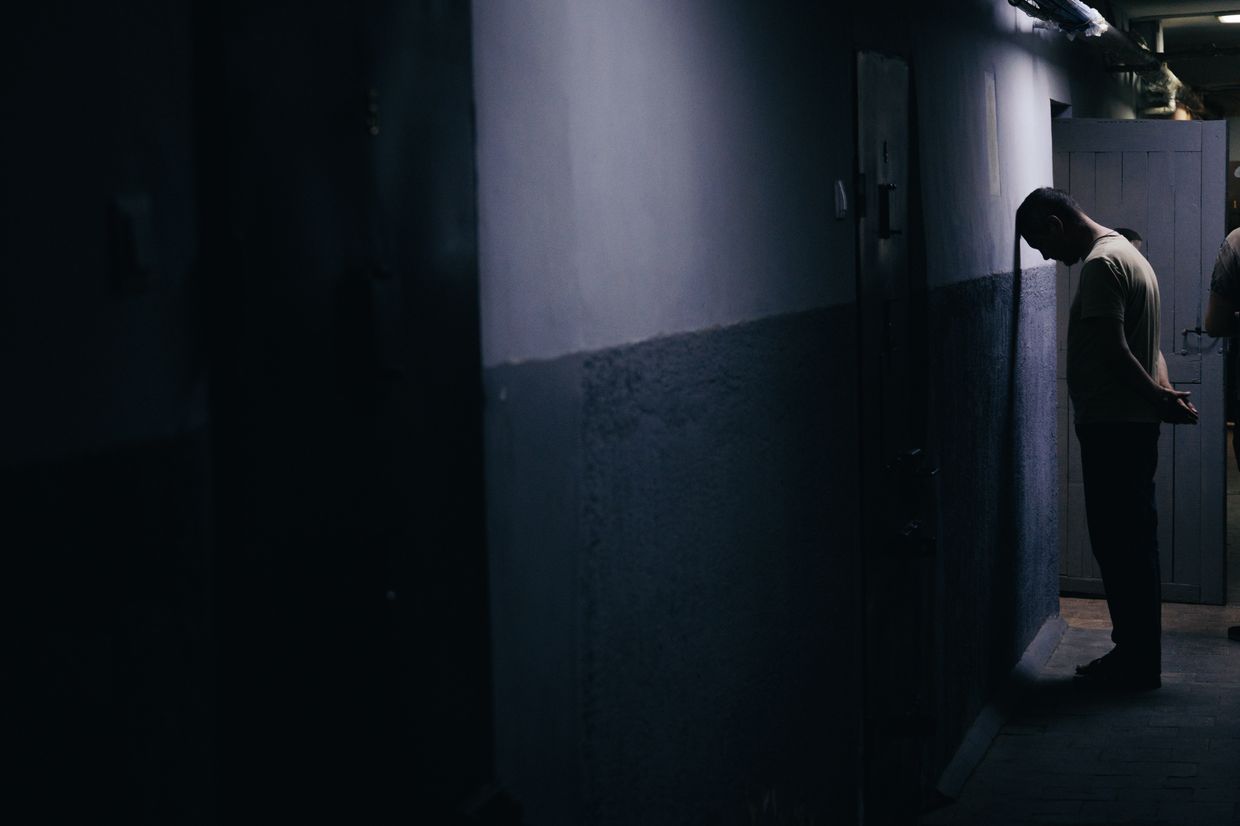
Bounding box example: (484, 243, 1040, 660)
(1158, 386, 1199, 425)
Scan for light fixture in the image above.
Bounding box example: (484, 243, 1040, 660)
(1219, 13, 1240, 23)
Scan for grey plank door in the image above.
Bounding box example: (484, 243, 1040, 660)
(1052, 118, 1226, 605)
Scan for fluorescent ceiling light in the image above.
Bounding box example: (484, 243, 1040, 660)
(1219, 13, 1240, 23)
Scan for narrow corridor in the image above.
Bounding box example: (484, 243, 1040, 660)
(920, 430, 1240, 825)
(920, 597, 1240, 825)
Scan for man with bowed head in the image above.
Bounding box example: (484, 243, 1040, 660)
(1016, 187, 1198, 690)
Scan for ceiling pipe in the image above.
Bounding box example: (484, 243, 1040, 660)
(1008, 0, 1204, 116)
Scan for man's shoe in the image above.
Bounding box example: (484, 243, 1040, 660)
(1074, 655, 1108, 677)
(1074, 652, 1160, 690)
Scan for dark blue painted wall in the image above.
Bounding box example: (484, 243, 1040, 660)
(925, 265, 1060, 774)
(486, 307, 861, 825)
(476, 2, 1085, 817)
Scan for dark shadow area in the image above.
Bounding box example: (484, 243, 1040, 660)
(5, 2, 501, 824)
(195, 2, 496, 823)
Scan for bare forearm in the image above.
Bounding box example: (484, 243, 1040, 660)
(1084, 317, 1196, 423)
(1153, 351, 1170, 389)
(1113, 347, 1166, 405)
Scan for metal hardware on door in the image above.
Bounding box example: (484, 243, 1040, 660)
(1180, 326, 1205, 355)
(367, 88, 380, 136)
(886, 446, 939, 478)
(885, 446, 921, 472)
(893, 519, 936, 557)
(878, 183, 901, 240)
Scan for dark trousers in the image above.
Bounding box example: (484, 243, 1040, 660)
(1075, 421, 1162, 673)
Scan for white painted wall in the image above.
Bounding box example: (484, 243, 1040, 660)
(915, 4, 1138, 288)
(472, 0, 1140, 362)
(473, 1, 854, 366)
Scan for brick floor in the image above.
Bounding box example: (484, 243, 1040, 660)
(920, 429, 1240, 825)
(919, 597, 1240, 826)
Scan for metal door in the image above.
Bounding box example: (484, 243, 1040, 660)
(857, 50, 938, 823)
(1052, 118, 1226, 605)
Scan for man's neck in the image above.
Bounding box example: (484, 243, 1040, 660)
(1083, 217, 1112, 243)
(1076, 218, 1112, 259)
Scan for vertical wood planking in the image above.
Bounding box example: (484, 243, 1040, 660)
(1146, 150, 1175, 360)
(1173, 147, 1203, 587)
(1200, 121, 1228, 603)
(1094, 152, 1122, 227)
(1172, 148, 1203, 383)
(1173, 422, 1203, 586)
(1157, 430, 1175, 580)
(1121, 152, 1149, 243)
(1146, 147, 1179, 582)
(1066, 478, 1090, 586)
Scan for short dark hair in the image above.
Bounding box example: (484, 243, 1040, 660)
(1015, 187, 1084, 237)
(1113, 227, 1143, 244)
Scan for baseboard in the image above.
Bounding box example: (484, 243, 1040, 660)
(933, 614, 1068, 800)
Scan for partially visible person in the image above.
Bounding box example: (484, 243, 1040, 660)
(1114, 227, 1143, 253)
(1017, 188, 1198, 690)
(1202, 227, 1240, 644)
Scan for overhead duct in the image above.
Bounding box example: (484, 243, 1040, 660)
(1009, 0, 1109, 38)
(1008, 0, 1202, 117)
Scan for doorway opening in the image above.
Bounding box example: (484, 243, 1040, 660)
(1050, 114, 1228, 607)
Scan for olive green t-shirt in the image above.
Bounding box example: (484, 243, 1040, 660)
(1066, 233, 1161, 424)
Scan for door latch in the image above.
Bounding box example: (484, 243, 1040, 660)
(1180, 326, 1205, 355)
(878, 183, 902, 240)
(886, 447, 939, 477)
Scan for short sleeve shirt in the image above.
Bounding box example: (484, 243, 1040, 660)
(1209, 228, 1240, 402)
(1209, 227, 1240, 305)
(1066, 233, 1161, 423)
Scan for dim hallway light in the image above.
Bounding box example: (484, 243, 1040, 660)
(1219, 13, 1240, 23)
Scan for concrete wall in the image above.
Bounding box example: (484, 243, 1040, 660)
(475, 2, 859, 823)
(476, 2, 1137, 823)
(474, 1, 853, 365)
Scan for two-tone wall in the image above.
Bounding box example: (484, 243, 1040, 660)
(474, 3, 859, 823)
(913, 0, 1137, 780)
(476, 1, 1140, 823)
